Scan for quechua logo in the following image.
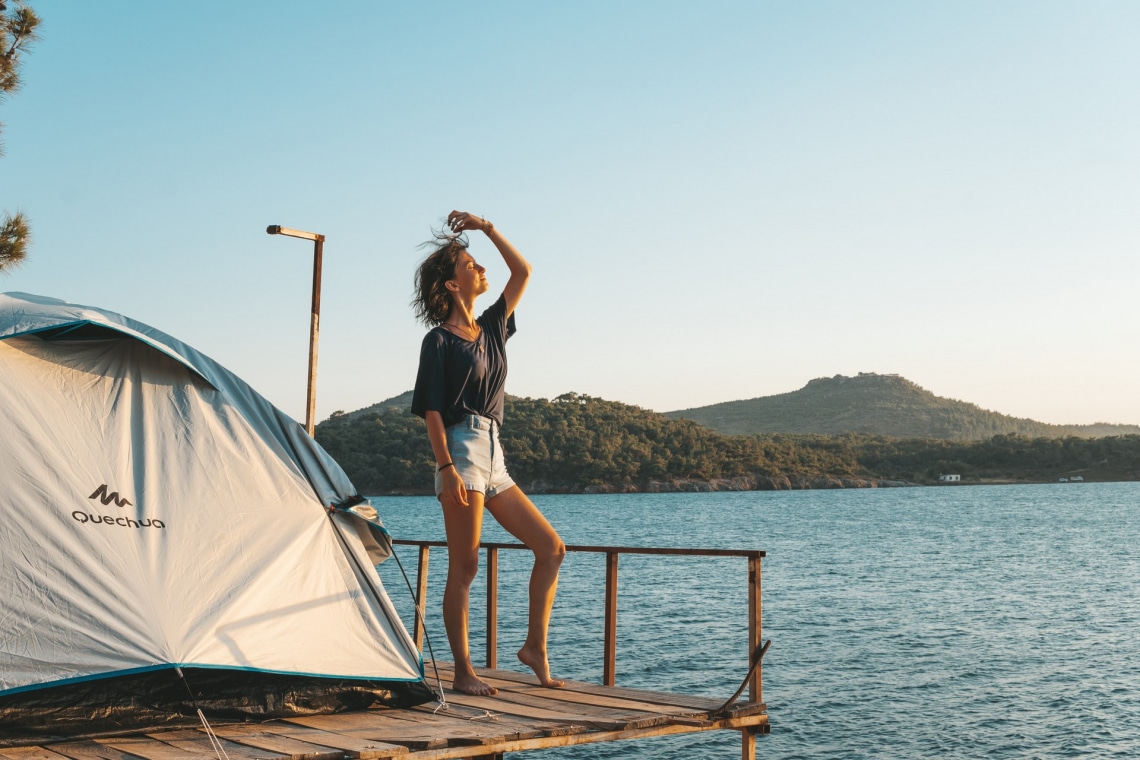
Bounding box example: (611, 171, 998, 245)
(89, 484, 132, 508)
(77, 484, 164, 530)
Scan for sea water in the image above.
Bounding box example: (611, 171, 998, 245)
(373, 483, 1140, 758)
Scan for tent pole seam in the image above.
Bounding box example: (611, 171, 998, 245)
(327, 508, 446, 707)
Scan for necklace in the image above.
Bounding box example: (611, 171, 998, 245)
(441, 321, 483, 350)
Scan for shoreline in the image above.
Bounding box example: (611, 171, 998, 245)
(370, 475, 1136, 497)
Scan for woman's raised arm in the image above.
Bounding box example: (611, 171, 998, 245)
(447, 210, 531, 317)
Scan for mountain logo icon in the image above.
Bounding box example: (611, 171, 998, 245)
(89, 484, 132, 508)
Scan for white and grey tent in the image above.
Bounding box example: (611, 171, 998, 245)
(0, 292, 430, 739)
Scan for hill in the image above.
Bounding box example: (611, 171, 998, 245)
(315, 391, 1140, 494)
(317, 392, 833, 494)
(665, 373, 1140, 441)
(339, 390, 415, 421)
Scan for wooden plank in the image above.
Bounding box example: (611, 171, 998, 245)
(399, 725, 538, 746)
(343, 708, 502, 731)
(210, 726, 347, 759)
(433, 661, 720, 711)
(407, 702, 587, 739)
(408, 721, 553, 747)
(431, 663, 734, 712)
(338, 708, 548, 747)
(721, 702, 770, 719)
(433, 692, 583, 724)
(458, 672, 711, 717)
(378, 708, 528, 731)
(285, 713, 449, 751)
(641, 701, 770, 729)
(442, 689, 663, 731)
(265, 725, 407, 759)
(463, 689, 668, 730)
(0, 748, 72, 760)
(388, 714, 769, 760)
(405, 724, 540, 748)
(133, 729, 287, 760)
(485, 679, 697, 715)
(40, 742, 140, 760)
(93, 737, 200, 760)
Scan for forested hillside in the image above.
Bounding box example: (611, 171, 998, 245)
(666, 373, 1140, 440)
(315, 393, 1140, 494)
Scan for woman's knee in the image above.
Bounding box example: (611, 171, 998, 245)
(447, 553, 481, 586)
(536, 536, 566, 567)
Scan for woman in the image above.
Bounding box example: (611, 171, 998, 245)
(411, 210, 565, 696)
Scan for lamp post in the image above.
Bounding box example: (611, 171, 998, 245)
(266, 225, 325, 437)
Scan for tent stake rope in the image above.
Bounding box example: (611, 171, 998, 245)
(196, 708, 231, 760)
(174, 667, 230, 760)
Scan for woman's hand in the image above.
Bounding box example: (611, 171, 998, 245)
(439, 466, 470, 508)
(425, 411, 470, 508)
(448, 210, 492, 235)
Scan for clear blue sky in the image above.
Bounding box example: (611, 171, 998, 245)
(3, 1, 1138, 425)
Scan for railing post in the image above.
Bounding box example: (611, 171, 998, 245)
(603, 551, 619, 686)
(748, 554, 762, 704)
(741, 726, 757, 760)
(414, 545, 430, 651)
(486, 547, 499, 668)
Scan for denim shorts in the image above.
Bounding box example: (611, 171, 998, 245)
(435, 415, 516, 499)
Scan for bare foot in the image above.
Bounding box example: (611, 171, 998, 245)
(452, 672, 497, 696)
(518, 644, 565, 688)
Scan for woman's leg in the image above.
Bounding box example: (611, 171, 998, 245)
(485, 486, 566, 687)
(440, 489, 497, 695)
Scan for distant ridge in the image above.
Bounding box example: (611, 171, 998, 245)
(665, 373, 1140, 441)
(341, 390, 414, 421)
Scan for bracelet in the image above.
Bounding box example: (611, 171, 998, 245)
(482, 216, 494, 234)
(438, 462, 455, 471)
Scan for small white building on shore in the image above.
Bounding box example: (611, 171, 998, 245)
(938, 474, 961, 482)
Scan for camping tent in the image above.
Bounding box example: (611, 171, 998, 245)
(0, 292, 430, 738)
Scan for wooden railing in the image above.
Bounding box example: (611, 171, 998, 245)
(391, 540, 766, 704)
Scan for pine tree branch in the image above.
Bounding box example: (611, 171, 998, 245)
(1, 3, 40, 79)
(4, 8, 39, 60)
(0, 210, 29, 272)
(0, 3, 38, 270)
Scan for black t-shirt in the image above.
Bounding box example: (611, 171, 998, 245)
(411, 294, 517, 427)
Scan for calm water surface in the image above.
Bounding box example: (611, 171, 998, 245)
(374, 483, 1140, 758)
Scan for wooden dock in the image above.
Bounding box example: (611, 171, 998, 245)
(0, 664, 767, 759)
(2, 540, 767, 758)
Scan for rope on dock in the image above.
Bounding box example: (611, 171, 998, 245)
(716, 639, 771, 715)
